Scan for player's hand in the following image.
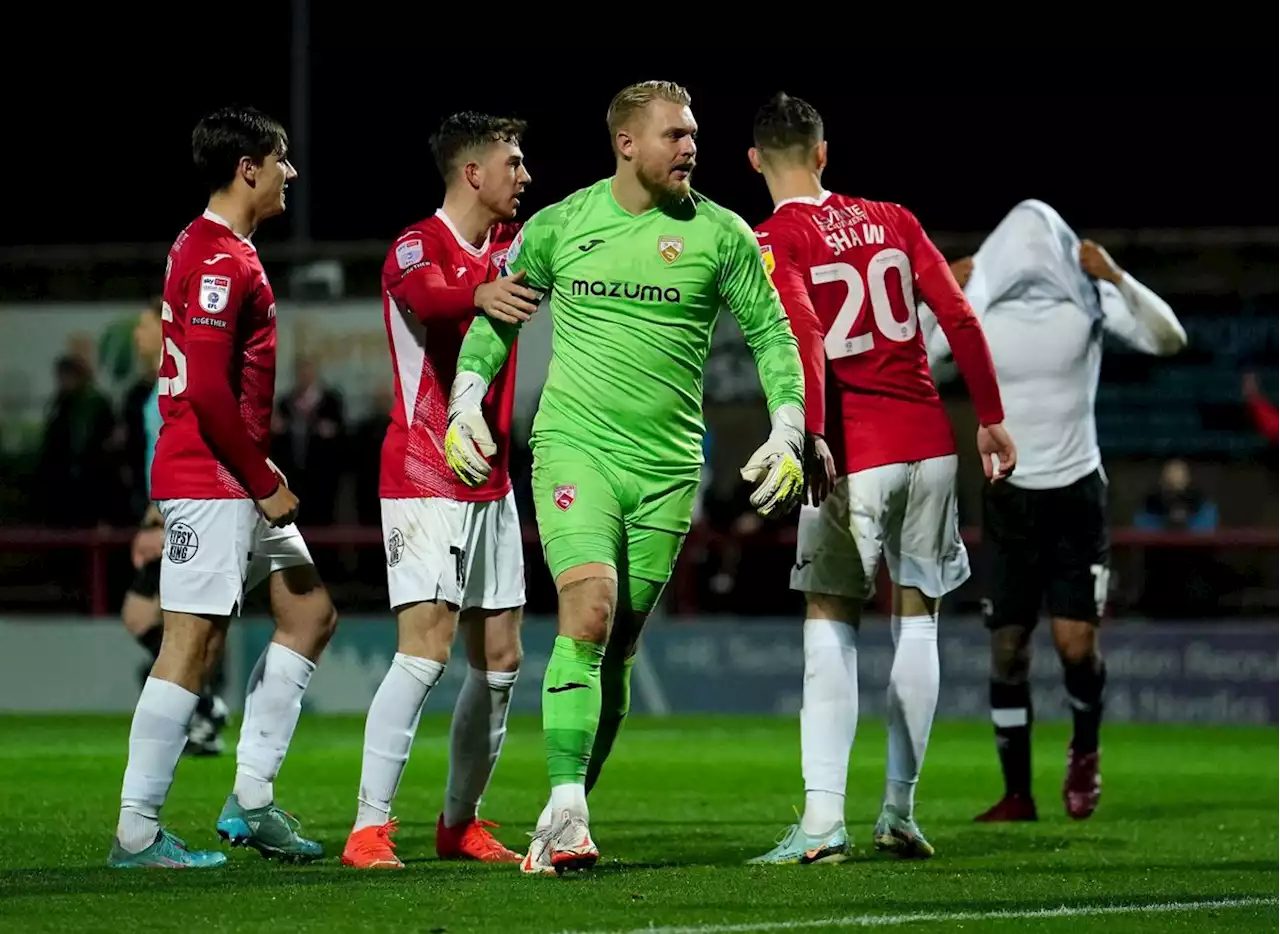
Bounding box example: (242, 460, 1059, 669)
(444, 408, 497, 487)
(949, 256, 975, 289)
(740, 404, 806, 518)
(805, 434, 837, 506)
(1079, 240, 1124, 284)
(978, 422, 1017, 483)
(257, 483, 300, 528)
(267, 458, 289, 488)
(474, 269, 540, 325)
(131, 526, 165, 569)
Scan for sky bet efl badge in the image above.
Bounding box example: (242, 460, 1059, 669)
(759, 244, 776, 287)
(200, 275, 231, 313)
(658, 235, 684, 264)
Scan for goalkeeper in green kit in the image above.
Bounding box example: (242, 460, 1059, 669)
(443, 80, 806, 874)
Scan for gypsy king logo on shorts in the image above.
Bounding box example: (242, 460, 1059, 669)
(553, 484, 576, 511)
(166, 521, 199, 564)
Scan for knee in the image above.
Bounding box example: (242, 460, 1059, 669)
(991, 625, 1032, 684)
(484, 634, 523, 673)
(805, 592, 861, 624)
(1053, 619, 1098, 667)
(558, 576, 616, 644)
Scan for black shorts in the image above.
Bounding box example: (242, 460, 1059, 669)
(982, 468, 1110, 629)
(129, 558, 162, 600)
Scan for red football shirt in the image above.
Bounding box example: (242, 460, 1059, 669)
(379, 210, 519, 502)
(151, 210, 279, 501)
(755, 192, 1003, 474)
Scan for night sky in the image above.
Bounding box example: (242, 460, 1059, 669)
(11, 25, 1276, 250)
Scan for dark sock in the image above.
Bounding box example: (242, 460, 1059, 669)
(990, 680, 1033, 797)
(1064, 657, 1106, 754)
(136, 623, 163, 660)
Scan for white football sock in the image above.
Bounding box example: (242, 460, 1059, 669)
(353, 653, 445, 831)
(443, 667, 518, 828)
(800, 618, 859, 835)
(885, 613, 940, 817)
(233, 641, 316, 811)
(117, 677, 200, 852)
(537, 798, 554, 830)
(550, 783, 588, 821)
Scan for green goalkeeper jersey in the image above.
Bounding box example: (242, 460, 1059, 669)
(457, 177, 804, 475)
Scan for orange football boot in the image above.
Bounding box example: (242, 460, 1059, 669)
(435, 814, 521, 863)
(341, 819, 403, 869)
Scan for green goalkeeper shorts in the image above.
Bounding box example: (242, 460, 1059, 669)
(531, 442, 699, 614)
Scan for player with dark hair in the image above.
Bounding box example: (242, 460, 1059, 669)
(108, 105, 337, 869)
(444, 80, 807, 874)
(340, 111, 534, 870)
(121, 297, 228, 757)
(927, 200, 1185, 823)
(744, 92, 1014, 864)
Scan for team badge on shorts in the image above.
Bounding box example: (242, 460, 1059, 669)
(658, 235, 684, 264)
(386, 528, 405, 567)
(553, 484, 577, 511)
(166, 522, 199, 564)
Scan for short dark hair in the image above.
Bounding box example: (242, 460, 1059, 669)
(192, 105, 289, 193)
(429, 111, 527, 180)
(753, 92, 824, 155)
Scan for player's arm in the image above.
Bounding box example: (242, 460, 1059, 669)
(388, 232, 539, 326)
(1084, 240, 1187, 356)
(906, 213, 1004, 426)
(446, 216, 554, 486)
(718, 215, 806, 517)
(904, 210, 1015, 482)
(761, 226, 835, 503)
(182, 261, 281, 501)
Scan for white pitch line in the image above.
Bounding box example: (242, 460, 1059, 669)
(558, 895, 1277, 934)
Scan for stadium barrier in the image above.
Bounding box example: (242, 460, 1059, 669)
(0, 613, 1273, 724)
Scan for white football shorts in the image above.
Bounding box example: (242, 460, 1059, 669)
(156, 498, 314, 616)
(381, 491, 525, 612)
(790, 454, 970, 601)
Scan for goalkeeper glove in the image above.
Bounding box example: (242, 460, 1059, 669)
(740, 403, 805, 518)
(444, 372, 496, 487)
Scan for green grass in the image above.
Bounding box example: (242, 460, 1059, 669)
(0, 715, 1274, 933)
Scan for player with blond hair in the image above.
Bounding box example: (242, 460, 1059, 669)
(444, 80, 808, 874)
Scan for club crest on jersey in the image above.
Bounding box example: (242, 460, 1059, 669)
(658, 235, 684, 264)
(396, 238, 424, 270)
(759, 244, 776, 286)
(553, 484, 576, 511)
(491, 247, 510, 272)
(199, 275, 231, 313)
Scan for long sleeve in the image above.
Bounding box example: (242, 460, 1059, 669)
(718, 214, 805, 417)
(1099, 272, 1187, 356)
(184, 336, 279, 500)
(907, 213, 1004, 425)
(763, 230, 826, 435)
(1245, 391, 1280, 443)
(386, 230, 477, 323)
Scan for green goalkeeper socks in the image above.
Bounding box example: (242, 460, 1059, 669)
(544, 636, 605, 787)
(585, 652, 635, 795)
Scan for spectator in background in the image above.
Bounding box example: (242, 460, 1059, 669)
(272, 355, 346, 525)
(1133, 458, 1224, 618)
(1133, 458, 1218, 532)
(1241, 373, 1278, 445)
(39, 354, 118, 527)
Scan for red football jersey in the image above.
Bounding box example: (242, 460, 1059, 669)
(755, 192, 1002, 474)
(379, 210, 519, 502)
(151, 210, 279, 500)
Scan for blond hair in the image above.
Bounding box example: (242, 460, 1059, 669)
(606, 80, 692, 139)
